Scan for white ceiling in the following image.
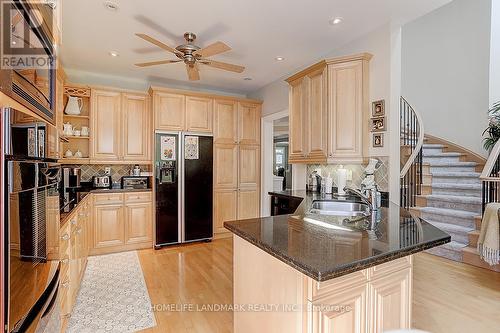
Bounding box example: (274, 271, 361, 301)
(61, 0, 450, 95)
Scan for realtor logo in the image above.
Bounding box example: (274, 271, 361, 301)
(1, 0, 55, 69)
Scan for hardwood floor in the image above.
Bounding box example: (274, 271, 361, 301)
(137, 237, 500, 333)
(412, 252, 500, 333)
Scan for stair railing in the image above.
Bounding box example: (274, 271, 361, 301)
(480, 139, 500, 213)
(400, 97, 424, 210)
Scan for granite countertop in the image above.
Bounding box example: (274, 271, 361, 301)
(224, 191, 451, 282)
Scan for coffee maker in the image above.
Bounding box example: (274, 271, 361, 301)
(61, 167, 81, 209)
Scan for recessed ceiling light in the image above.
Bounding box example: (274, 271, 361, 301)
(275, 56, 285, 61)
(329, 17, 343, 25)
(243, 77, 252, 81)
(109, 51, 119, 57)
(103, 1, 119, 11)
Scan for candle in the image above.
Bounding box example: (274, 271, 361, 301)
(337, 166, 347, 195)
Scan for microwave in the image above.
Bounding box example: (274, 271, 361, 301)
(0, 0, 56, 124)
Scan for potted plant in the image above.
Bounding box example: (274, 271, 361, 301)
(483, 101, 500, 151)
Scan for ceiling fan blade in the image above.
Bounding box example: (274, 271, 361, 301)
(186, 64, 200, 81)
(193, 41, 231, 58)
(200, 59, 245, 73)
(135, 59, 181, 67)
(135, 33, 183, 56)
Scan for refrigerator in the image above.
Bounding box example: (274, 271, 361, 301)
(154, 132, 213, 247)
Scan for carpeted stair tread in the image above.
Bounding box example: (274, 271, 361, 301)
(419, 206, 478, 219)
(422, 194, 482, 204)
(426, 161, 478, 167)
(430, 183, 482, 190)
(423, 144, 446, 148)
(424, 220, 474, 234)
(423, 152, 462, 157)
(429, 171, 480, 177)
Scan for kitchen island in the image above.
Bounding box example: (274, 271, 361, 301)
(224, 190, 450, 333)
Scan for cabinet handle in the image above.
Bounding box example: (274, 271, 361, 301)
(62, 258, 69, 264)
(61, 281, 69, 288)
(76, 228, 82, 234)
(71, 219, 77, 225)
(61, 234, 69, 241)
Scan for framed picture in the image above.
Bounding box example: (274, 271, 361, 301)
(372, 99, 385, 117)
(373, 133, 384, 147)
(370, 117, 386, 132)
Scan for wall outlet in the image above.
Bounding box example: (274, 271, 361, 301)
(346, 170, 353, 181)
(104, 167, 111, 175)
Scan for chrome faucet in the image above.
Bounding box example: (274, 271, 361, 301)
(343, 186, 373, 210)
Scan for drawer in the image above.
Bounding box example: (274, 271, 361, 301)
(93, 193, 124, 205)
(368, 256, 412, 280)
(309, 270, 368, 300)
(124, 192, 152, 203)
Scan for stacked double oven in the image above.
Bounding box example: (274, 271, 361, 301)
(2, 108, 61, 333)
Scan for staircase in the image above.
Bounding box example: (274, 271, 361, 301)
(410, 136, 484, 263)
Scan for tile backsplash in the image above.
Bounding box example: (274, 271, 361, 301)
(306, 157, 389, 192)
(66, 164, 152, 183)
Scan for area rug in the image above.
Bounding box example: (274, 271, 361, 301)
(67, 251, 156, 333)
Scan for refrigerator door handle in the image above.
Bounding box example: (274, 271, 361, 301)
(179, 133, 185, 243)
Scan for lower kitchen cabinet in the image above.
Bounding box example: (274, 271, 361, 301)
(125, 202, 153, 244)
(237, 188, 260, 220)
(91, 191, 153, 255)
(93, 204, 125, 249)
(214, 189, 238, 234)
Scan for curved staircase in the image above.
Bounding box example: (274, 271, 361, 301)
(410, 136, 484, 262)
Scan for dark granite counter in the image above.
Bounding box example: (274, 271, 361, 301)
(224, 191, 450, 282)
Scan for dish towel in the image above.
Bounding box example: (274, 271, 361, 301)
(478, 203, 500, 266)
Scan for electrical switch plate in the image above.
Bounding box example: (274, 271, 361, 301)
(104, 167, 111, 175)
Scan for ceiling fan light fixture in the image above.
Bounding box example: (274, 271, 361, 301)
(103, 1, 119, 11)
(329, 17, 343, 25)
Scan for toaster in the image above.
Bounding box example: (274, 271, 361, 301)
(121, 176, 149, 189)
(92, 175, 112, 188)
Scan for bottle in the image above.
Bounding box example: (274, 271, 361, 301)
(325, 173, 333, 194)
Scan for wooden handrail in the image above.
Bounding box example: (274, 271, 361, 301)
(400, 99, 425, 179)
(480, 139, 500, 180)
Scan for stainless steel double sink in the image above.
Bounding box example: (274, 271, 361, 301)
(309, 200, 371, 217)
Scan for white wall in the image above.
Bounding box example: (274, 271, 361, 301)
(490, 0, 500, 106)
(401, 0, 491, 156)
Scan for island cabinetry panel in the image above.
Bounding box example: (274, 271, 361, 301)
(286, 53, 372, 164)
(233, 235, 412, 333)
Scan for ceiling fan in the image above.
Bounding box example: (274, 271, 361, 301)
(134, 32, 245, 81)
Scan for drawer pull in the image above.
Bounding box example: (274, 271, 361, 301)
(61, 234, 69, 241)
(62, 258, 69, 264)
(61, 281, 69, 288)
(76, 228, 82, 234)
(78, 212, 84, 217)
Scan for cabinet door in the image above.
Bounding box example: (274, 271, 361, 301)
(91, 90, 122, 160)
(328, 60, 364, 162)
(154, 92, 185, 131)
(307, 68, 328, 161)
(122, 93, 150, 161)
(238, 102, 261, 145)
(214, 143, 238, 189)
(125, 202, 153, 244)
(312, 284, 368, 333)
(238, 145, 260, 188)
(369, 269, 411, 333)
(237, 188, 260, 220)
(289, 77, 308, 162)
(93, 205, 125, 248)
(214, 99, 238, 143)
(186, 96, 213, 132)
(213, 189, 238, 234)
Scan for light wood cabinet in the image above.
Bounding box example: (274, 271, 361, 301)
(93, 204, 125, 249)
(122, 93, 150, 161)
(125, 202, 153, 244)
(286, 53, 371, 164)
(214, 144, 238, 189)
(213, 189, 238, 234)
(238, 145, 260, 188)
(154, 92, 185, 131)
(237, 188, 260, 220)
(91, 90, 122, 160)
(238, 102, 261, 145)
(214, 99, 238, 143)
(91, 192, 153, 255)
(186, 96, 213, 132)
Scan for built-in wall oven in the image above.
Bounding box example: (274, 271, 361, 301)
(3, 108, 62, 333)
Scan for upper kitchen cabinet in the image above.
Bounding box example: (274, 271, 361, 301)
(214, 99, 238, 143)
(122, 93, 151, 161)
(286, 53, 371, 164)
(153, 91, 186, 131)
(186, 96, 213, 133)
(238, 102, 261, 145)
(91, 90, 122, 161)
